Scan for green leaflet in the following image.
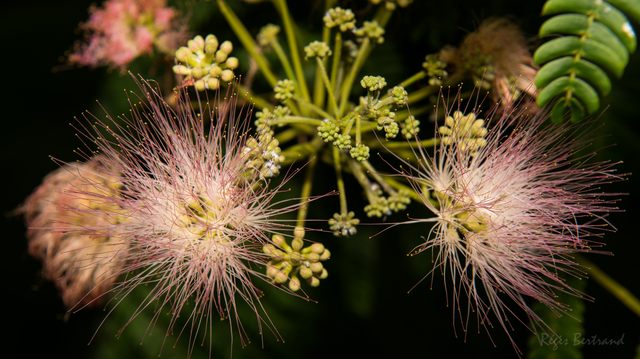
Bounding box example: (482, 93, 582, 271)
(535, 57, 611, 95)
(536, 0, 638, 122)
(534, 37, 625, 77)
(537, 76, 599, 115)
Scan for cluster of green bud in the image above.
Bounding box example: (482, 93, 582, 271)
(361, 75, 387, 92)
(173, 34, 238, 91)
(255, 106, 291, 128)
(391, 86, 408, 106)
(388, 189, 412, 211)
(318, 119, 340, 142)
(368, 0, 414, 10)
(322, 7, 356, 32)
(263, 228, 330, 292)
(342, 40, 358, 63)
(463, 50, 496, 90)
(333, 134, 352, 150)
(350, 143, 370, 162)
(257, 24, 281, 47)
(401, 115, 420, 139)
(364, 196, 391, 218)
(439, 111, 488, 156)
(304, 41, 332, 59)
(274, 79, 295, 102)
(244, 132, 286, 178)
(373, 109, 398, 139)
(354, 21, 385, 44)
(422, 54, 448, 86)
(328, 212, 359, 237)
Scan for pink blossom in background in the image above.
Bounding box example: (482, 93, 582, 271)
(398, 97, 623, 355)
(68, 0, 188, 71)
(19, 157, 126, 308)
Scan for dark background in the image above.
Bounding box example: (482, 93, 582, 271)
(3, 1, 639, 358)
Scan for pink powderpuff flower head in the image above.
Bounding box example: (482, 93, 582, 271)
(53, 76, 322, 357)
(397, 93, 623, 355)
(19, 156, 126, 308)
(68, 0, 188, 72)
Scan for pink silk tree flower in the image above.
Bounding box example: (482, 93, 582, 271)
(68, 0, 188, 72)
(398, 98, 623, 355)
(19, 156, 126, 308)
(39, 77, 321, 356)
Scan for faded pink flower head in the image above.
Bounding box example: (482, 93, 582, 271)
(19, 156, 125, 308)
(68, 0, 188, 72)
(399, 95, 622, 354)
(42, 77, 322, 356)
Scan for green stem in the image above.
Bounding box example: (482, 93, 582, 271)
(271, 40, 298, 95)
(329, 32, 342, 115)
(292, 96, 333, 120)
(217, 0, 279, 88)
(372, 5, 393, 28)
(398, 71, 427, 88)
(355, 114, 362, 144)
(361, 160, 396, 195)
(348, 160, 377, 203)
(316, 57, 339, 120)
(312, 0, 336, 108)
(368, 137, 438, 150)
(273, 0, 311, 104)
(578, 255, 640, 318)
(332, 146, 348, 215)
(274, 128, 298, 144)
(296, 154, 317, 227)
(277, 116, 323, 126)
(338, 38, 370, 117)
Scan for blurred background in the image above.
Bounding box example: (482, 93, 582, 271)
(3, 0, 639, 358)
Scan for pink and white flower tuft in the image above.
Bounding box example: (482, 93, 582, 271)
(401, 97, 623, 353)
(52, 77, 316, 356)
(68, 0, 188, 71)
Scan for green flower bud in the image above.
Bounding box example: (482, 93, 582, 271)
(257, 24, 281, 46)
(216, 49, 228, 63)
(354, 20, 385, 44)
(317, 119, 340, 143)
(274, 79, 295, 102)
(361, 75, 387, 92)
(318, 268, 328, 279)
(304, 41, 332, 59)
(225, 57, 239, 69)
(310, 262, 324, 273)
(323, 7, 356, 32)
(307, 276, 320, 287)
(391, 86, 408, 106)
(220, 40, 233, 54)
(350, 143, 370, 162)
(221, 69, 234, 82)
(299, 267, 314, 279)
(289, 276, 301, 291)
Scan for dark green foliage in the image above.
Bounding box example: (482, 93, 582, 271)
(535, 0, 639, 123)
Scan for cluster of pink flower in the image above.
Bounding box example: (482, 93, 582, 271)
(68, 0, 187, 71)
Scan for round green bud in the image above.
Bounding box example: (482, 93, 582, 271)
(291, 237, 303, 252)
(221, 69, 234, 82)
(320, 249, 331, 260)
(299, 267, 313, 279)
(225, 57, 239, 69)
(272, 234, 286, 247)
(294, 226, 305, 239)
(289, 276, 301, 291)
(310, 243, 325, 254)
(318, 268, 329, 280)
(220, 40, 233, 54)
(216, 50, 228, 63)
(310, 262, 324, 273)
(307, 276, 320, 287)
(207, 78, 220, 90)
(274, 270, 289, 284)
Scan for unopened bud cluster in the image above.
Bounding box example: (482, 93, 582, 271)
(439, 111, 488, 156)
(423, 54, 448, 86)
(323, 7, 356, 32)
(263, 228, 330, 292)
(173, 34, 238, 91)
(243, 132, 285, 178)
(328, 212, 359, 236)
